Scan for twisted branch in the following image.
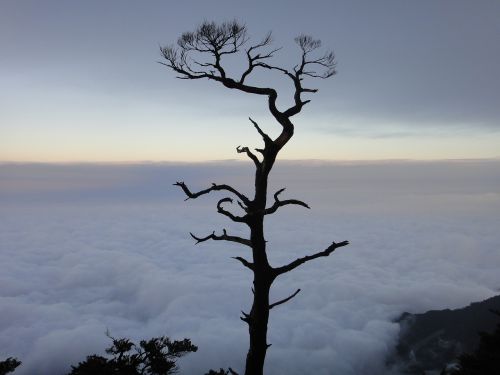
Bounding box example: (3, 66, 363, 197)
(217, 197, 248, 223)
(236, 145, 261, 167)
(264, 188, 310, 215)
(174, 181, 250, 205)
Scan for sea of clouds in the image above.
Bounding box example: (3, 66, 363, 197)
(1, 160, 499, 374)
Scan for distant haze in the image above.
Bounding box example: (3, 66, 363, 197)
(1, 160, 499, 374)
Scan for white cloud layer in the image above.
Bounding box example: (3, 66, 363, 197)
(1, 160, 499, 374)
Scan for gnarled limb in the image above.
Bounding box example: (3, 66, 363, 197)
(236, 145, 261, 167)
(174, 181, 250, 205)
(269, 288, 301, 310)
(274, 240, 349, 276)
(190, 229, 251, 247)
(217, 197, 248, 223)
(264, 188, 310, 215)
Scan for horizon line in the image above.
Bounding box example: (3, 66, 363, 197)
(1, 157, 500, 166)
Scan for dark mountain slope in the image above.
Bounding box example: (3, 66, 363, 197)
(392, 294, 500, 374)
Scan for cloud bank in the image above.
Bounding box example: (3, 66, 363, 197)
(1, 160, 499, 374)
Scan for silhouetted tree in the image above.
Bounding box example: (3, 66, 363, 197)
(68, 334, 197, 375)
(0, 358, 21, 375)
(160, 20, 348, 375)
(445, 310, 500, 374)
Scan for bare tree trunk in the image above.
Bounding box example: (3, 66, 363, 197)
(243, 162, 274, 375)
(244, 251, 271, 375)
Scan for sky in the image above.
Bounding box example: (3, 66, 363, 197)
(1, 160, 499, 374)
(1, 0, 500, 162)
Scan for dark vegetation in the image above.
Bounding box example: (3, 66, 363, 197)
(0, 334, 235, 375)
(394, 295, 500, 374)
(68, 334, 197, 375)
(447, 309, 500, 375)
(0, 357, 21, 375)
(160, 20, 346, 375)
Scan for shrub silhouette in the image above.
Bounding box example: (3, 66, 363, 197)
(0, 358, 21, 375)
(68, 335, 197, 375)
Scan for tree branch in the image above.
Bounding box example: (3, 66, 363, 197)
(240, 32, 279, 84)
(236, 145, 261, 167)
(173, 181, 250, 205)
(264, 188, 310, 215)
(240, 310, 251, 324)
(248, 117, 272, 146)
(160, 22, 290, 130)
(274, 240, 349, 276)
(232, 256, 254, 270)
(217, 197, 248, 223)
(258, 35, 335, 119)
(269, 288, 301, 309)
(189, 229, 251, 247)
(161, 23, 336, 143)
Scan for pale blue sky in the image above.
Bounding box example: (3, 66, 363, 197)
(1, 0, 499, 161)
